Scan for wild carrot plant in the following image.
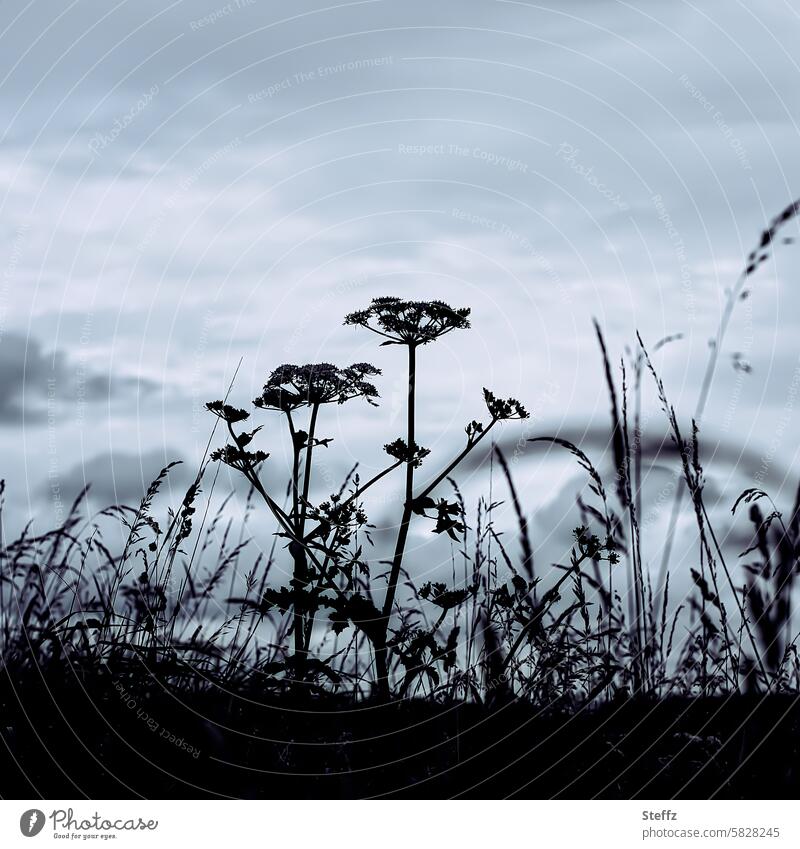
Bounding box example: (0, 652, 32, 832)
(204, 299, 529, 694)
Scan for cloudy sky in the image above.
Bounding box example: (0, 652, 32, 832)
(2, 0, 799, 586)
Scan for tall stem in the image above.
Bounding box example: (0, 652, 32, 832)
(300, 403, 319, 531)
(299, 403, 320, 654)
(375, 343, 417, 695)
(299, 460, 402, 545)
(416, 419, 497, 503)
(285, 411, 306, 670)
(655, 271, 746, 608)
(285, 412, 301, 522)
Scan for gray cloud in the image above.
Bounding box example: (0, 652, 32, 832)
(45, 447, 192, 508)
(0, 332, 159, 425)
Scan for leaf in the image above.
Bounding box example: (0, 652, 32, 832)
(411, 495, 437, 515)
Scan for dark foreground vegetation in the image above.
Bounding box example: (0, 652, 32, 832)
(2, 202, 800, 798)
(2, 676, 799, 798)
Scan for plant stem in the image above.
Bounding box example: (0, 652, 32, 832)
(299, 461, 403, 545)
(285, 411, 301, 522)
(375, 343, 417, 695)
(297, 403, 320, 656)
(285, 411, 307, 670)
(500, 557, 580, 675)
(300, 403, 319, 530)
(700, 500, 769, 686)
(416, 419, 498, 503)
(655, 271, 747, 608)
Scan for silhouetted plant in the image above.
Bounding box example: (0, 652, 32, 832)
(201, 299, 531, 694)
(206, 361, 384, 684)
(345, 297, 528, 695)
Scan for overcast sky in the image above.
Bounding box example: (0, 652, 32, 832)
(2, 1, 800, 588)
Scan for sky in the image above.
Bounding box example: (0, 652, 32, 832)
(1, 0, 800, 594)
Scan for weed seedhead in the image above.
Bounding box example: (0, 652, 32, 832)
(254, 362, 381, 411)
(205, 400, 250, 423)
(483, 388, 529, 421)
(383, 437, 430, 467)
(345, 296, 471, 346)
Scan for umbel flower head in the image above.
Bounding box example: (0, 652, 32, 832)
(483, 388, 529, 421)
(344, 297, 471, 346)
(205, 400, 250, 424)
(383, 437, 430, 468)
(253, 362, 381, 412)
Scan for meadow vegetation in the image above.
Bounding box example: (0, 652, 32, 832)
(2, 205, 800, 797)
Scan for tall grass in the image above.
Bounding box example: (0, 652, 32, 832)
(2, 209, 800, 708)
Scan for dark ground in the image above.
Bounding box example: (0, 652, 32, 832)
(1, 672, 798, 799)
